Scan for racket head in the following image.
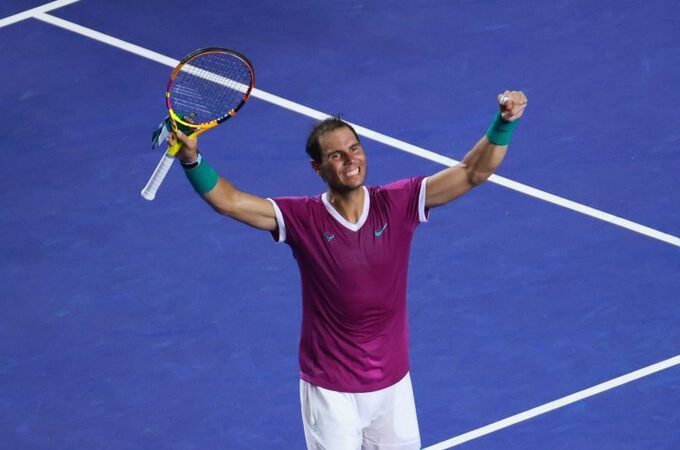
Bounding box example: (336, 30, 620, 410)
(165, 47, 255, 134)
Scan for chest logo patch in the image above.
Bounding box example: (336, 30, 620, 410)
(323, 232, 335, 242)
(374, 223, 388, 237)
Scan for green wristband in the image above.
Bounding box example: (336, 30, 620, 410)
(184, 158, 218, 194)
(485, 112, 519, 146)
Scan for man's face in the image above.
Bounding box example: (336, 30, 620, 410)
(313, 126, 366, 193)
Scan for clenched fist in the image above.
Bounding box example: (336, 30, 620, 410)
(498, 91, 527, 122)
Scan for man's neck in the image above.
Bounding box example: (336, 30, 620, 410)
(326, 186, 365, 224)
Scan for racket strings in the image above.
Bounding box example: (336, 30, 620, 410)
(171, 52, 252, 124)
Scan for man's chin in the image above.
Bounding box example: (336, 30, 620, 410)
(349, 174, 367, 188)
(331, 179, 364, 194)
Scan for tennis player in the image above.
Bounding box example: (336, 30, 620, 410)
(170, 90, 527, 450)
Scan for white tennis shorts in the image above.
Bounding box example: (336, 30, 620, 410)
(299, 373, 421, 450)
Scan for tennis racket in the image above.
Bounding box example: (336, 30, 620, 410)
(141, 47, 255, 200)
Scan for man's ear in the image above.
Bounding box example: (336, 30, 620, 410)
(310, 159, 321, 175)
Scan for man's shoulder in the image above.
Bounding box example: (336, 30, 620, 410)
(369, 176, 425, 197)
(271, 193, 322, 204)
(270, 194, 323, 217)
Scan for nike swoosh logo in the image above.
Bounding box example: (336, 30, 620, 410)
(374, 223, 388, 237)
(323, 232, 335, 242)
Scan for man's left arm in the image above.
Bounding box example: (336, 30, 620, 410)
(425, 90, 527, 208)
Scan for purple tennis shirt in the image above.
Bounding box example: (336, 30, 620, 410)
(268, 177, 429, 393)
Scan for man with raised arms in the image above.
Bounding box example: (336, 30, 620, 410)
(170, 90, 527, 450)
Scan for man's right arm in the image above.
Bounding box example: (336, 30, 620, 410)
(203, 178, 277, 231)
(172, 131, 278, 232)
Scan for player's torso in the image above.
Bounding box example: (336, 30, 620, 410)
(293, 189, 412, 323)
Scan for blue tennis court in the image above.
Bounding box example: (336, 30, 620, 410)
(1, 1, 678, 448)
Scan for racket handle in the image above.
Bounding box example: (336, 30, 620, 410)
(141, 152, 175, 200)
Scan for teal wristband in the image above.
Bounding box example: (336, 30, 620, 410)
(485, 112, 519, 146)
(184, 158, 218, 194)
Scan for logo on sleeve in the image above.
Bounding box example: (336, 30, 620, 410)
(374, 223, 388, 237)
(323, 232, 335, 242)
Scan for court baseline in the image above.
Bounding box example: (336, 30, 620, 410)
(0, 0, 79, 28)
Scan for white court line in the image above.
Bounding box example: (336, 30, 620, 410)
(0, 0, 79, 29)
(423, 354, 680, 449)
(32, 12, 680, 248)
(30, 12, 680, 247)
(32, 12, 179, 67)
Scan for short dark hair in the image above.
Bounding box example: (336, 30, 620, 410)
(305, 116, 360, 163)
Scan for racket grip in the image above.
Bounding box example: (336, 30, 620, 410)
(141, 152, 175, 200)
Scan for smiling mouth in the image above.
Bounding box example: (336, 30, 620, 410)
(345, 167, 360, 177)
